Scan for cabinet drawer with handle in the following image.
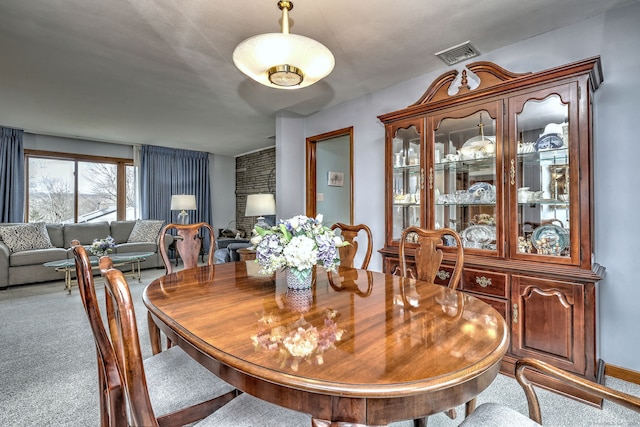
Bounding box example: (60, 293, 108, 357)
(469, 294, 507, 321)
(462, 269, 508, 298)
(433, 266, 454, 287)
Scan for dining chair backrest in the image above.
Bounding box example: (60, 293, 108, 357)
(460, 357, 640, 426)
(398, 227, 464, 289)
(159, 222, 215, 274)
(72, 242, 127, 427)
(99, 256, 160, 426)
(397, 228, 466, 426)
(516, 358, 640, 424)
(330, 223, 373, 269)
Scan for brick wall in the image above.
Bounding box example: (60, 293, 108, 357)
(235, 147, 276, 236)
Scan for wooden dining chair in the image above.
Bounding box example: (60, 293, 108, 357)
(398, 226, 464, 289)
(159, 222, 215, 274)
(460, 358, 640, 426)
(73, 243, 236, 427)
(71, 241, 125, 427)
(97, 256, 313, 427)
(330, 223, 373, 269)
(153, 222, 216, 353)
(398, 227, 466, 426)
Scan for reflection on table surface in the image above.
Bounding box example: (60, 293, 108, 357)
(144, 262, 507, 395)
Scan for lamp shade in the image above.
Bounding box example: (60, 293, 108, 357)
(245, 194, 276, 217)
(170, 195, 197, 211)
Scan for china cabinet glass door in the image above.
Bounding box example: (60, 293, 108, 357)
(511, 86, 576, 262)
(431, 104, 501, 253)
(391, 123, 422, 242)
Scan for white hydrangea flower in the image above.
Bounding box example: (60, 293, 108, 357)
(283, 235, 317, 270)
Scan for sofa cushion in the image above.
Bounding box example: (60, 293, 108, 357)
(46, 223, 65, 248)
(110, 221, 136, 244)
(0, 222, 54, 253)
(127, 220, 164, 243)
(115, 242, 158, 253)
(63, 221, 111, 247)
(11, 248, 68, 267)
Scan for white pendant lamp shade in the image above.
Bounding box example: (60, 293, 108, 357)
(233, 1, 335, 89)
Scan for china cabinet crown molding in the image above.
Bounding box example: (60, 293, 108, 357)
(379, 57, 603, 122)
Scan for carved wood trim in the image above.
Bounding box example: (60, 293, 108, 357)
(410, 69, 458, 106)
(466, 61, 531, 83)
(379, 57, 601, 125)
(411, 61, 530, 107)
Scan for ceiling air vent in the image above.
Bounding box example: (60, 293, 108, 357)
(435, 41, 480, 66)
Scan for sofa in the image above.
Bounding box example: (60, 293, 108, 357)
(0, 220, 173, 289)
(214, 238, 251, 263)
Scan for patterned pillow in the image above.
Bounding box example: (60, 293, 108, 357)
(0, 222, 54, 253)
(127, 220, 165, 243)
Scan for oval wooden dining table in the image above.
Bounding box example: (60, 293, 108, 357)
(143, 262, 509, 426)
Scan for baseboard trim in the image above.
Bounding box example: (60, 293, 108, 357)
(605, 363, 640, 385)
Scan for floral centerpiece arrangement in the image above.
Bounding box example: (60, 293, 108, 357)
(250, 214, 348, 289)
(251, 308, 345, 371)
(90, 236, 116, 257)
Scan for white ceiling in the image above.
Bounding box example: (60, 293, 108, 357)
(0, 0, 636, 156)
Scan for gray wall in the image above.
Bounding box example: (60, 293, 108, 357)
(210, 153, 236, 233)
(24, 133, 133, 158)
(275, 3, 640, 371)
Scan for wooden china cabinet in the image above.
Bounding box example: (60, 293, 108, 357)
(378, 58, 605, 401)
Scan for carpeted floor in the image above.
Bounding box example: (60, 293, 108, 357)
(1, 269, 639, 426)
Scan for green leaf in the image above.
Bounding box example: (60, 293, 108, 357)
(254, 225, 270, 236)
(279, 224, 292, 241)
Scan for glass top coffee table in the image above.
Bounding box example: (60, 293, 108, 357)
(44, 252, 155, 294)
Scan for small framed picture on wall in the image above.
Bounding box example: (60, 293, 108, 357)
(327, 171, 344, 187)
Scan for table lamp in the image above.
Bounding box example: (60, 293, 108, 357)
(170, 194, 197, 224)
(245, 194, 276, 230)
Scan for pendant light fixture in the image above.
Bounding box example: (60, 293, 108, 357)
(233, 1, 335, 89)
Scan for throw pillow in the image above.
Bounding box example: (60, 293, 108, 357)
(127, 220, 165, 243)
(0, 222, 54, 253)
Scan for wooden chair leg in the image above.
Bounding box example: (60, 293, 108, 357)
(147, 311, 162, 355)
(413, 417, 427, 427)
(465, 397, 477, 417)
(445, 408, 456, 419)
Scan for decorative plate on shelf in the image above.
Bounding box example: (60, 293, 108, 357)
(531, 224, 569, 255)
(535, 133, 563, 151)
(467, 182, 495, 195)
(461, 225, 496, 245)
